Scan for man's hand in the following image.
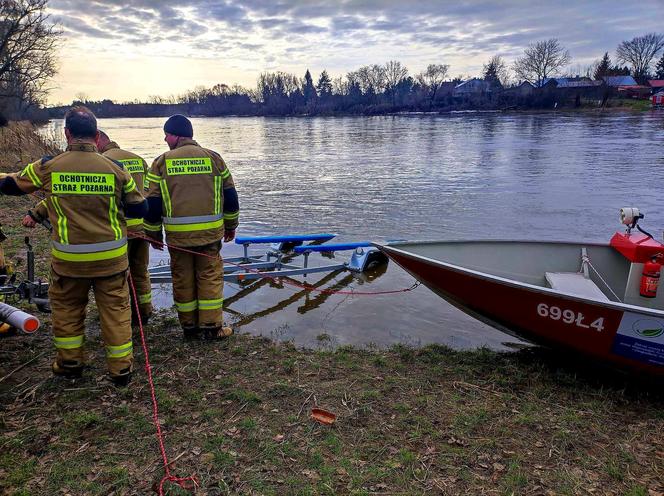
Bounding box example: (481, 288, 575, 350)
(22, 215, 37, 228)
(149, 240, 164, 251)
(223, 229, 236, 243)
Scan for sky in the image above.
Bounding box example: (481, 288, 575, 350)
(47, 0, 664, 104)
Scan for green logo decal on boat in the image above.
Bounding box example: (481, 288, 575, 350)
(631, 319, 664, 339)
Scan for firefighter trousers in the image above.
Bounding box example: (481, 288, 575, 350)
(169, 241, 223, 329)
(128, 237, 152, 319)
(49, 268, 133, 376)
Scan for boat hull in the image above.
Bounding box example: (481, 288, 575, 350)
(379, 244, 664, 377)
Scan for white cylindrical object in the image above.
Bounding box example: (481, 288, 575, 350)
(0, 302, 40, 333)
(620, 207, 640, 226)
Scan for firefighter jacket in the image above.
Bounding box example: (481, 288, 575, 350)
(101, 141, 148, 234)
(145, 138, 239, 248)
(9, 142, 146, 278)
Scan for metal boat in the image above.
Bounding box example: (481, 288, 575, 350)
(375, 209, 664, 376)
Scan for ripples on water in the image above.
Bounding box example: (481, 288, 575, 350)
(48, 112, 664, 349)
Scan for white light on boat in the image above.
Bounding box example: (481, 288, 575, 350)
(620, 207, 642, 226)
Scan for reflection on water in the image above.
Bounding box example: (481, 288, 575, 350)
(44, 112, 664, 350)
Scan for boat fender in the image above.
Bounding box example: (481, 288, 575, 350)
(640, 257, 661, 298)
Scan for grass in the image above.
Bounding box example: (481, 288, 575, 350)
(3, 323, 659, 495)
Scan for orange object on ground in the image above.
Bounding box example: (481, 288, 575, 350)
(311, 408, 336, 425)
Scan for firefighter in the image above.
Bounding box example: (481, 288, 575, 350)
(25, 132, 153, 324)
(96, 131, 152, 324)
(144, 115, 239, 340)
(0, 106, 147, 385)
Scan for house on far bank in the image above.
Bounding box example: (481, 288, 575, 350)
(453, 78, 492, 96)
(603, 75, 650, 99)
(648, 80, 664, 95)
(653, 91, 664, 107)
(503, 81, 534, 97)
(603, 75, 638, 87)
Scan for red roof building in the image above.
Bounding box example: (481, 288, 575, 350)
(648, 80, 664, 94)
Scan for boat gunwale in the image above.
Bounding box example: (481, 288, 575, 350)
(373, 239, 664, 318)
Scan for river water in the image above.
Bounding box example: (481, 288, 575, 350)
(51, 112, 664, 349)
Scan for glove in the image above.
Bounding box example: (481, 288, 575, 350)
(223, 229, 236, 243)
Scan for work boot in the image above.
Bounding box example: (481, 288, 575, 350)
(52, 359, 83, 379)
(182, 326, 202, 341)
(201, 325, 234, 340)
(107, 367, 132, 387)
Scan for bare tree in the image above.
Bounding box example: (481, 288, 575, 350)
(616, 33, 664, 82)
(0, 0, 59, 115)
(384, 60, 408, 105)
(416, 63, 449, 108)
(355, 64, 386, 97)
(512, 39, 571, 86)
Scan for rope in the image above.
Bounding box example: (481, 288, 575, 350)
(582, 253, 622, 302)
(128, 273, 199, 495)
(129, 232, 421, 297)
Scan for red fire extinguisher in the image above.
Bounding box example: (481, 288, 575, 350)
(640, 257, 662, 298)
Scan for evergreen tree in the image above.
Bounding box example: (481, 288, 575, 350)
(316, 70, 333, 99)
(483, 55, 507, 88)
(656, 53, 664, 79)
(302, 69, 317, 105)
(593, 52, 611, 80)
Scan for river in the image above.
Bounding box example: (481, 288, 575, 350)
(50, 112, 664, 349)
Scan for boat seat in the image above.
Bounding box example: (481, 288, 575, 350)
(544, 272, 610, 301)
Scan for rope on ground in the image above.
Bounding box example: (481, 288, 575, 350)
(129, 232, 421, 296)
(128, 273, 199, 495)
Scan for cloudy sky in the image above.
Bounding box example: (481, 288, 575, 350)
(47, 0, 664, 104)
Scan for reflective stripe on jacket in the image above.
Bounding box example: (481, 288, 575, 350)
(102, 142, 148, 233)
(146, 138, 239, 247)
(13, 142, 145, 277)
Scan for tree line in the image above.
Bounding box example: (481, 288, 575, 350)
(63, 33, 664, 118)
(1, 0, 663, 120)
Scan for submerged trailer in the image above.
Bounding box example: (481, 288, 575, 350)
(148, 233, 388, 284)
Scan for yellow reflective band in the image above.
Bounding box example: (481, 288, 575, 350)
(119, 159, 144, 174)
(198, 298, 223, 310)
(52, 243, 127, 262)
(143, 178, 149, 190)
(224, 211, 239, 220)
(214, 176, 221, 214)
(164, 218, 224, 232)
(126, 218, 143, 227)
(165, 157, 212, 175)
(123, 177, 136, 193)
(146, 172, 161, 183)
(143, 222, 162, 232)
(138, 292, 152, 304)
(52, 172, 115, 195)
(221, 168, 231, 180)
(161, 180, 172, 217)
(54, 334, 84, 350)
(22, 162, 43, 187)
(106, 341, 133, 358)
(175, 300, 197, 312)
(50, 196, 68, 244)
(109, 196, 121, 240)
